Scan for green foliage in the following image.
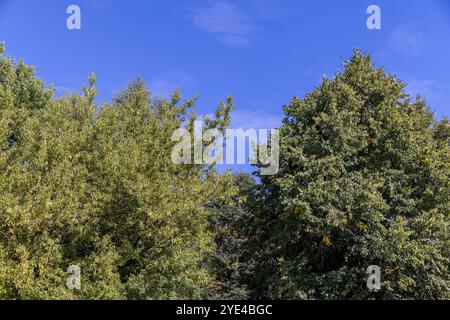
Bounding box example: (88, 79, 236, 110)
(0, 46, 448, 300)
(248, 50, 450, 299)
(207, 173, 256, 300)
(433, 117, 450, 146)
(0, 49, 235, 299)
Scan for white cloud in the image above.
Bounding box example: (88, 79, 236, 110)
(387, 26, 431, 56)
(191, 1, 257, 47)
(148, 72, 195, 97)
(230, 110, 282, 129)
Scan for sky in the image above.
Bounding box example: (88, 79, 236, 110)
(0, 0, 449, 140)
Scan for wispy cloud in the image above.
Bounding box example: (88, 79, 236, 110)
(230, 110, 282, 129)
(191, 1, 257, 47)
(148, 71, 195, 97)
(387, 26, 431, 56)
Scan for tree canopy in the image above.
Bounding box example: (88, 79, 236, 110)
(0, 46, 448, 300)
(246, 50, 449, 299)
(0, 46, 235, 299)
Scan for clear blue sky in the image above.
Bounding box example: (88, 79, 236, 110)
(1, 0, 449, 129)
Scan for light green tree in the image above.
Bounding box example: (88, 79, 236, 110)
(0, 46, 235, 300)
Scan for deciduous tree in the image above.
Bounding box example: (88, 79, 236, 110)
(0, 46, 235, 299)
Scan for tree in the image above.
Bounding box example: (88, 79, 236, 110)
(433, 117, 450, 146)
(0, 42, 53, 154)
(0, 46, 236, 299)
(248, 50, 449, 299)
(207, 173, 256, 300)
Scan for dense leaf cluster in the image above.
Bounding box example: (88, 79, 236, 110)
(0, 46, 448, 300)
(246, 50, 449, 299)
(0, 46, 235, 299)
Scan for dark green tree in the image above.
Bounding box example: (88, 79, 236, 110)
(248, 50, 449, 300)
(207, 173, 256, 300)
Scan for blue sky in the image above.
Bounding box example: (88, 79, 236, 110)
(0, 0, 449, 130)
